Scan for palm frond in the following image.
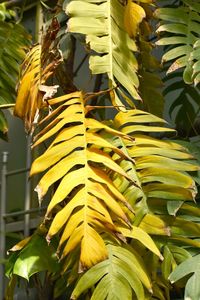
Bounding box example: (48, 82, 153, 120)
(155, 0, 200, 85)
(0, 20, 30, 136)
(14, 18, 62, 133)
(71, 243, 153, 300)
(163, 71, 200, 136)
(30, 91, 137, 269)
(114, 109, 197, 204)
(65, 0, 142, 106)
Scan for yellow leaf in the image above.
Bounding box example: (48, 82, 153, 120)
(32, 92, 134, 268)
(124, 1, 146, 38)
(14, 19, 62, 133)
(118, 225, 162, 259)
(140, 214, 171, 236)
(80, 225, 108, 269)
(14, 45, 42, 133)
(8, 236, 32, 253)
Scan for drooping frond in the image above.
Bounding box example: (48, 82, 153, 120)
(14, 18, 62, 133)
(64, 0, 141, 106)
(155, 0, 200, 85)
(30, 91, 137, 269)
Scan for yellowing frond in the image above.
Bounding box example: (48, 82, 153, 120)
(14, 19, 61, 133)
(31, 91, 136, 269)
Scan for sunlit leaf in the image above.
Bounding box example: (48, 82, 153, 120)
(65, 0, 140, 106)
(31, 92, 136, 269)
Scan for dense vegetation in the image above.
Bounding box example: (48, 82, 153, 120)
(1, 0, 200, 299)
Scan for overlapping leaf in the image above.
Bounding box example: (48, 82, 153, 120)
(114, 109, 197, 204)
(30, 91, 138, 269)
(155, 1, 200, 85)
(94, 108, 199, 259)
(65, 0, 140, 106)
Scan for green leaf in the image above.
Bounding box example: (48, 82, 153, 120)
(0, 109, 8, 135)
(185, 271, 200, 300)
(169, 253, 200, 300)
(161, 245, 191, 281)
(167, 201, 184, 216)
(155, 5, 200, 84)
(5, 253, 18, 278)
(0, 20, 30, 136)
(71, 244, 150, 300)
(66, 0, 140, 106)
(12, 235, 59, 280)
(170, 254, 200, 283)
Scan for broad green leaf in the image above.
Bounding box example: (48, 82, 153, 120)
(12, 235, 59, 280)
(185, 271, 200, 300)
(139, 70, 164, 118)
(167, 201, 184, 216)
(169, 253, 200, 284)
(5, 253, 19, 279)
(169, 252, 200, 300)
(161, 246, 174, 280)
(113, 108, 197, 225)
(161, 216, 200, 237)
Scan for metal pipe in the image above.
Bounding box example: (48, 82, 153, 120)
(24, 136, 32, 237)
(6, 168, 30, 177)
(3, 206, 47, 219)
(0, 152, 8, 300)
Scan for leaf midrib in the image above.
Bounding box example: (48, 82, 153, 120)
(108, 0, 114, 82)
